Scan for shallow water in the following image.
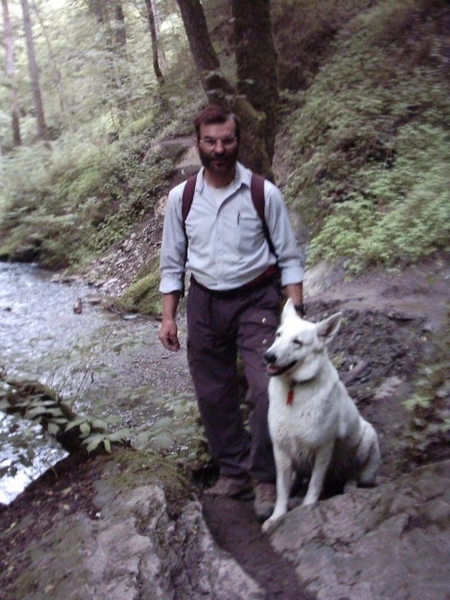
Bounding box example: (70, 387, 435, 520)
(0, 263, 194, 504)
(0, 262, 118, 503)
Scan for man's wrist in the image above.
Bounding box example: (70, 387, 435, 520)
(293, 303, 306, 317)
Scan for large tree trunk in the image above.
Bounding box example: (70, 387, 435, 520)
(176, 0, 234, 105)
(1, 0, 21, 146)
(176, 0, 274, 177)
(231, 0, 279, 162)
(87, 0, 129, 113)
(32, 1, 67, 115)
(145, 0, 165, 86)
(20, 0, 48, 141)
(114, 2, 130, 109)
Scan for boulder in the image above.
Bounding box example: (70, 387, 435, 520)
(268, 460, 450, 600)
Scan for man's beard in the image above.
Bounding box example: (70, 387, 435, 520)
(198, 145, 239, 174)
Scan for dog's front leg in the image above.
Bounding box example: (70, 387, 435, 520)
(262, 448, 292, 533)
(303, 442, 334, 506)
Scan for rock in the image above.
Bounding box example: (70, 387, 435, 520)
(73, 298, 83, 313)
(373, 376, 403, 400)
(3, 453, 264, 600)
(267, 460, 450, 600)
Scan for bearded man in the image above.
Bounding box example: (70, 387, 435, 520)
(158, 105, 305, 521)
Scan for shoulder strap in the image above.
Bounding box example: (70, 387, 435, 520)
(179, 174, 197, 297)
(182, 174, 198, 225)
(250, 173, 278, 259)
(250, 173, 265, 223)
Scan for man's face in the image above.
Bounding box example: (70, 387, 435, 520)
(196, 117, 239, 174)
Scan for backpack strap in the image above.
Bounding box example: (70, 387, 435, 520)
(250, 173, 278, 259)
(181, 174, 197, 224)
(179, 175, 197, 297)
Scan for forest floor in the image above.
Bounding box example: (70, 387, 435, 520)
(1, 249, 449, 598)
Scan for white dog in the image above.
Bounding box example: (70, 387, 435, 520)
(262, 299, 380, 532)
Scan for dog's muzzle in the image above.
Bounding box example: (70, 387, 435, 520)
(264, 351, 296, 377)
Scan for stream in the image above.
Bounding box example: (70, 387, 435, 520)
(0, 262, 195, 504)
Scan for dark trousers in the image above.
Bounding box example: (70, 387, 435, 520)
(186, 277, 280, 483)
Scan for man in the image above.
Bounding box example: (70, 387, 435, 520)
(159, 105, 304, 521)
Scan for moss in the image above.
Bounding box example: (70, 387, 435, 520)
(116, 271, 162, 316)
(112, 450, 192, 510)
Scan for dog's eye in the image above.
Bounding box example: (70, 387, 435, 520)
(294, 339, 303, 347)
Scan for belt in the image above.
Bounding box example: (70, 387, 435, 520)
(191, 265, 280, 298)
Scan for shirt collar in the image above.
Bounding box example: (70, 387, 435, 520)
(197, 162, 252, 194)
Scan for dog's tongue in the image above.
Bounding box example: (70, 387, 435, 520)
(266, 360, 297, 377)
(266, 365, 280, 376)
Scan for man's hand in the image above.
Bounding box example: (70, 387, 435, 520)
(159, 291, 181, 351)
(159, 318, 181, 351)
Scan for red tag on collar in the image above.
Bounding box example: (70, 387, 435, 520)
(287, 388, 294, 406)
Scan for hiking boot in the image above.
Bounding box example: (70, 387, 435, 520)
(253, 482, 276, 521)
(204, 475, 254, 500)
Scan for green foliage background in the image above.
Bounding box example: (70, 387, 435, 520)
(1, 0, 449, 277)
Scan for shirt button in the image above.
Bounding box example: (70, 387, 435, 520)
(261, 317, 267, 324)
(262, 338, 268, 346)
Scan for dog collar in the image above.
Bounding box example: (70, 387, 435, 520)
(287, 386, 294, 406)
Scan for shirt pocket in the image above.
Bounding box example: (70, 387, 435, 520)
(237, 214, 264, 254)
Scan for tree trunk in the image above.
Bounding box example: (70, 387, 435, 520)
(176, 0, 234, 105)
(114, 2, 130, 109)
(20, 0, 48, 141)
(231, 0, 279, 161)
(176, 0, 276, 177)
(1, 0, 21, 146)
(87, 0, 129, 113)
(32, 1, 67, 115)
(145, 0, 165, 86)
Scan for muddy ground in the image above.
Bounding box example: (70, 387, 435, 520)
(1, 251, 449, 599)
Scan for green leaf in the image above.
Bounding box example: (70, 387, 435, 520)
(51, 417, 69, 425)
(80, 422, 91, 435)
(65, 417, 89, 432)
(47, 422, 60, 436)
(107, 429, 129, 442)
(83, 434, 105, 453)
(90, 418, 108, 430)
(24, 406, 48, 418)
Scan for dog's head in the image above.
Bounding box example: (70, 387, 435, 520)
(265, 299, 342, 382)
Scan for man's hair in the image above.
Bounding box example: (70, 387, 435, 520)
(194, 105, 240, 141)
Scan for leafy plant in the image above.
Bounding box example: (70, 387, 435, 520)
(401, 314, 450, 464)
(281, 0, 450, 269)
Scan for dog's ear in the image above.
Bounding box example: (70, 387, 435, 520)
(281, 298, 298, 323)
(316, 312, 342, 344)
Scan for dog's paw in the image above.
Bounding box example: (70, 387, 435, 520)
(261, 518, 277, 534)
(262, 512, 286, 534)
(343, 479, 358, 493)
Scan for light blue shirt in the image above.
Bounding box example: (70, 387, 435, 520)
(159, 162, 304, 293)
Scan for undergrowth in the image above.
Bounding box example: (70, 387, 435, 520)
(282, 0, 450, 270)
(402, 309, 450, 465)
(0, 128, 173, 268)
(1, 0, 449, 275)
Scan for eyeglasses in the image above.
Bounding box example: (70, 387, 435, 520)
(198, 136, 238, 149)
